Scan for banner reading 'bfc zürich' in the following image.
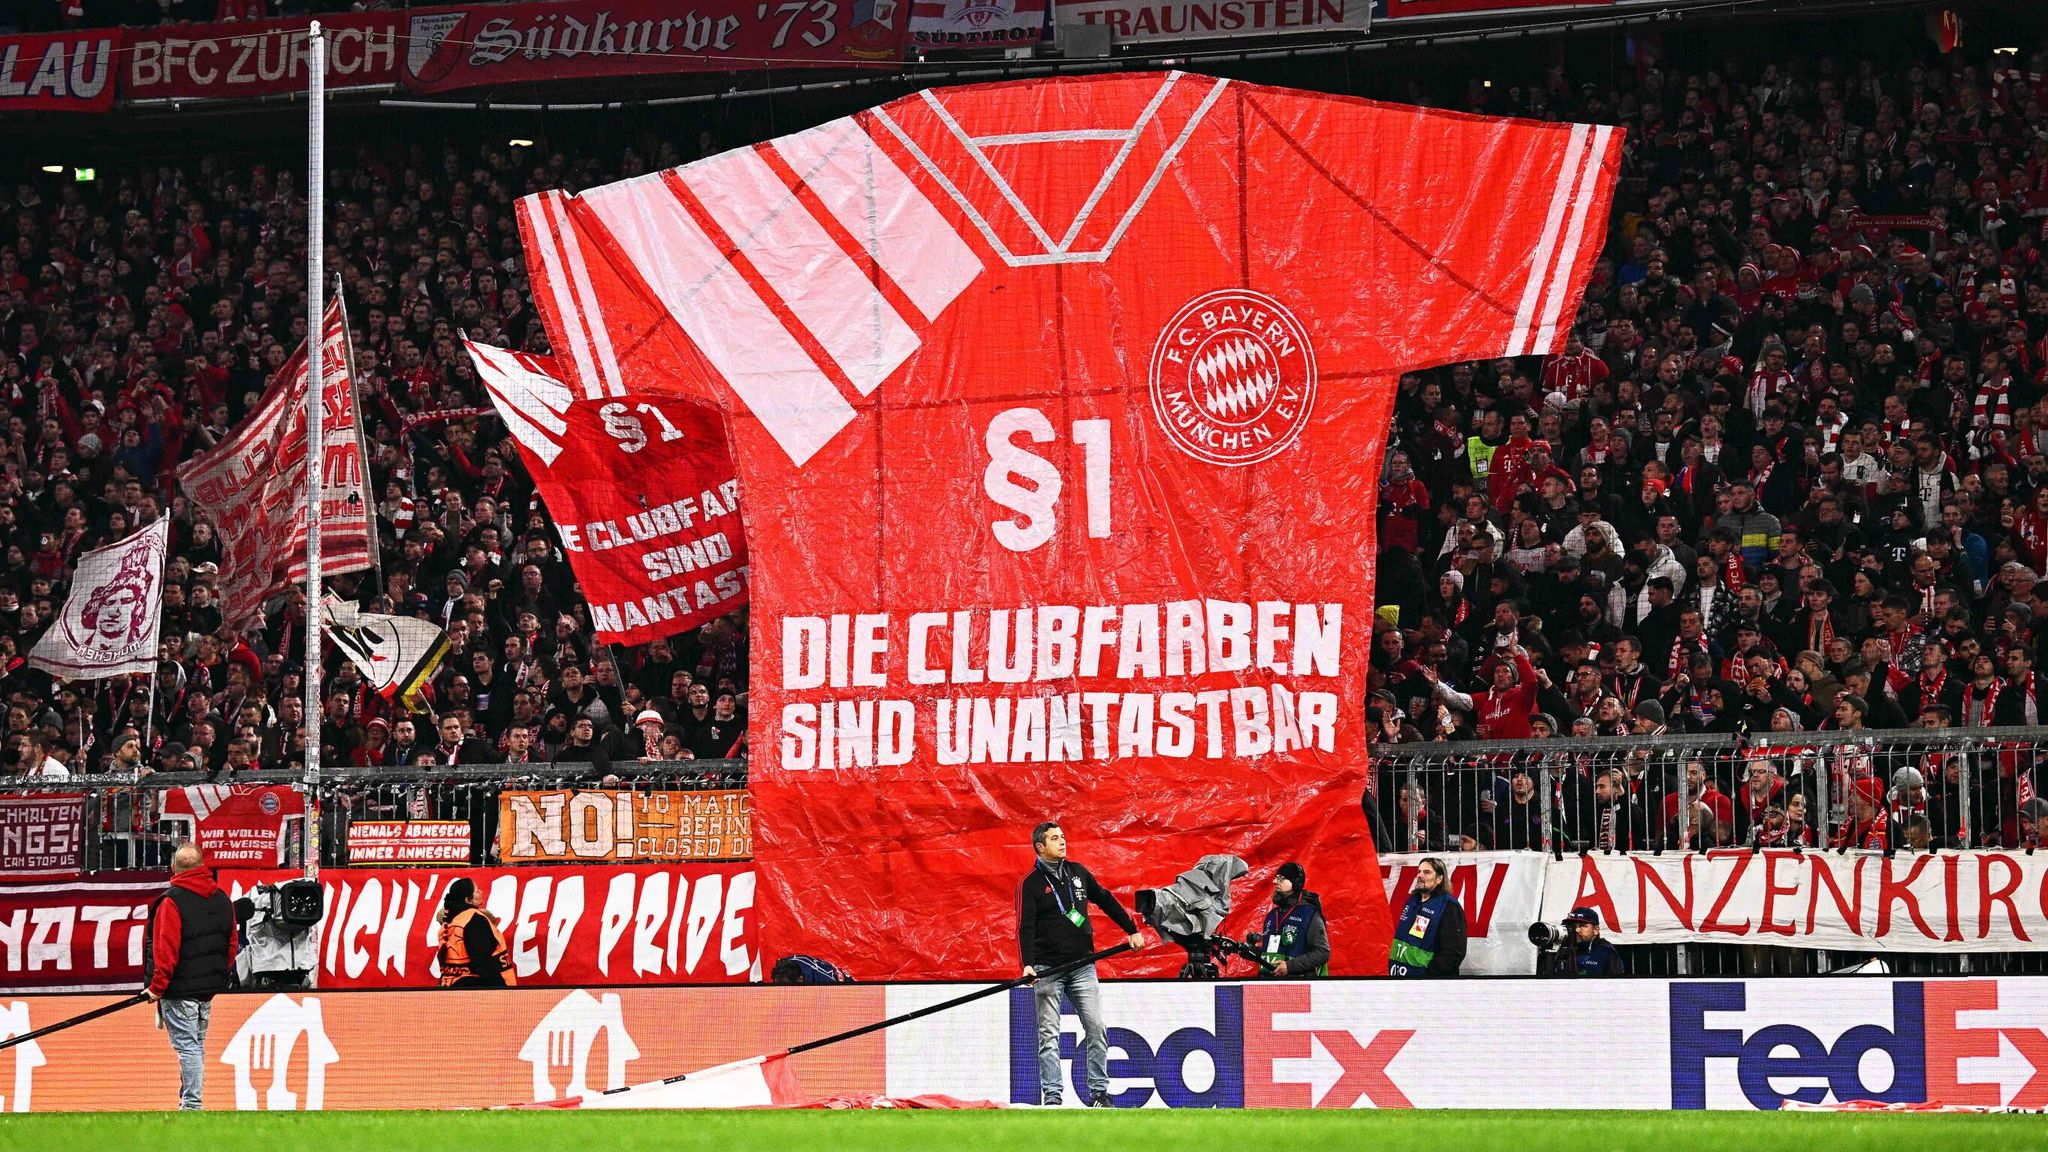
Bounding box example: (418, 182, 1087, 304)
(520, 73, 1622, 979)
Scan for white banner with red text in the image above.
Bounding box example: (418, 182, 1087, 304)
(220, 863, 760, 988)
(1056, 0, 1369, 45)
(911, 0, 1046, 49)
(1539, 848, 2048, 953)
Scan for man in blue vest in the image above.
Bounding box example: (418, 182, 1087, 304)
(1388, 857, 1467, 977)
(144, 842, 237, 1110)
(1254, 862, 1330, 976)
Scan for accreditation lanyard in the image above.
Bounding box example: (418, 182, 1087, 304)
(1041, 862, 1086, 927)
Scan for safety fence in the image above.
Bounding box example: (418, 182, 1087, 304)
(1373, 726, 2048, 977)
(0, 760, 747, 873)
(1369, 726, 2048, 856)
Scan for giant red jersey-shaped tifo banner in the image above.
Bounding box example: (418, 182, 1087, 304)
(516, 72, 1622, 978)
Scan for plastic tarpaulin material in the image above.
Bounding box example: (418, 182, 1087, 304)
(519, 73, 1621, 979)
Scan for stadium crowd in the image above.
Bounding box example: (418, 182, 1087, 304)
(0, 120, 749, 781)
(0, 23, 2043, 845)
(1370, 37, 2048, 854)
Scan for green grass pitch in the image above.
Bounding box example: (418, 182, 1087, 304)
(1, 1109, 2043, 1152)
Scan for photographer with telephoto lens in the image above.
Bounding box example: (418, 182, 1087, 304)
(1534, 906, 1628, 975)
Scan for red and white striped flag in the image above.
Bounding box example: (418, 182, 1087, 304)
(531, 1053, 806, 1109)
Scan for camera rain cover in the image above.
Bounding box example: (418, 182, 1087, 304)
(516, 72, 1622, 978)
(1143, 855, 1249, 939)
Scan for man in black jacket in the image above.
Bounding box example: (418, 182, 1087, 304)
(144, 842, 237, 1110)
(1018, 822, 1143, 1108)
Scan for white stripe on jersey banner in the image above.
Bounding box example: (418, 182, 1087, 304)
(1097, 76, 1229, 260)
(680, 147, 919, 398)
(579, 176, 857, 467)
(545, 193, 625, 398)
(469, 341, 572, 465)
(524, 193, 605, 402)
(769, 116, 982, 324)
(1504, 122, 1588, 357)
(1530, 125, 1614, 356)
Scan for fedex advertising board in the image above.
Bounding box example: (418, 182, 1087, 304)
(882, 978, 2048, 1109)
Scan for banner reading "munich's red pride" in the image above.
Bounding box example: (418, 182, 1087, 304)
(467, 340, 747, 644)
(221, 864, 759, 988)
(523, 75, 1621, 979)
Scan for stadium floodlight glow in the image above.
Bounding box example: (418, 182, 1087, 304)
(39, 164, 62, 174)
(508, 137, 535, 147)
(74, 168, 94, 182)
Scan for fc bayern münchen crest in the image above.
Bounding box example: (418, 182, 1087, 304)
(1148, 289, 1317, 467)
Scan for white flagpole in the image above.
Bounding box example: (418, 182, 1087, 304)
(302, 21, 327, 881)
(145, 512, 167, 754)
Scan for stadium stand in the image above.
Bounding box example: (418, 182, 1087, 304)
(0, 15, 2044, 864)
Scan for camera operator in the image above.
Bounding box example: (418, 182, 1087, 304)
(1018, 822, 1144, 1108)
(1253, 862, 1329, 977)
(1388, 857, 1465, 977)
(1549, 906, 1627, 976)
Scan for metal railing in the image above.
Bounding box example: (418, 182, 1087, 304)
(1371, 726, 2048, 976)
(0, 759, 747, 872)
(1369, 725, 2048, 857)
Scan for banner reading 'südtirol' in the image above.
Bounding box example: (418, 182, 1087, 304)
(519, 74, 1621, 978)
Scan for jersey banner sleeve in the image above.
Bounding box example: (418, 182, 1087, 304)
(465, 340, 748, 643)
(520, 72, 1621, 980)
